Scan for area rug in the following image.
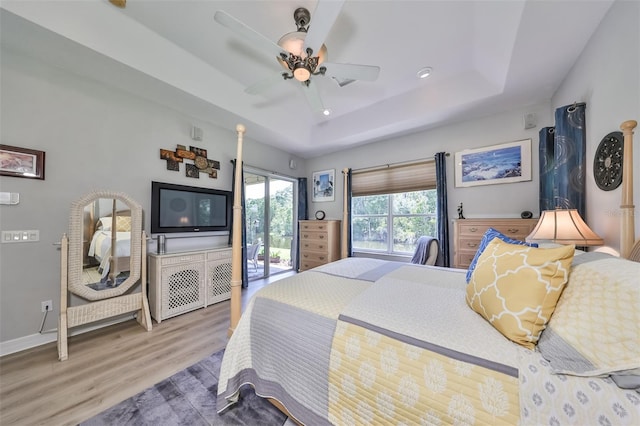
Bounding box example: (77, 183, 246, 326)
(80, 349, 288, 426)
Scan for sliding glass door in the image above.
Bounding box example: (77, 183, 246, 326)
(244, 169, 296, 280)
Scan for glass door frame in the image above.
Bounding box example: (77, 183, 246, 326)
(244, 166, 298, 280)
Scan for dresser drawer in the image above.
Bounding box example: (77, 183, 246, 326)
(300, 230, 329, 242)
(300, 240, 329, 252)
(299, 259, 326, 271)
(159, 253, 206, 266)
(456, 253, 477, 269)
(300, 221, 331, 232)
(300, 251, 330, 263)
(459, 237, 482, 252)
(490, 224, 532, 238)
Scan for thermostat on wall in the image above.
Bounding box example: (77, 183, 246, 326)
(0, 192, 19, 205)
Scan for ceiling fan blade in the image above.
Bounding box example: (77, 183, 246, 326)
(245, 72, 286, 95)
(321, 62, 380, 82)
(214, 11, 285, 58)
(304, 0, 346, 57)
(301, 82, 325, 113)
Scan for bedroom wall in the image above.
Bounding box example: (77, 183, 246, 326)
(0, 48, 304, 348)
(550, 0, 640, 253)
(306, 0, 639, 260)
(305, 103, 551, 261)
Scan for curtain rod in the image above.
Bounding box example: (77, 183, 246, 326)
(351, 153, 450, 174)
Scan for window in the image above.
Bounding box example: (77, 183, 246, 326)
(352, 190, 437, 253)
(350, 159, 438, 254)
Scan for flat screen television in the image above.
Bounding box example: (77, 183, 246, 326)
(151, 181, 232, 234)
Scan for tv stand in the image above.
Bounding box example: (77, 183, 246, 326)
(148, 246, 232, 322)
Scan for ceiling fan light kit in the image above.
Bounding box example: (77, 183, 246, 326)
(276, 8, 328, 84)
(214, 1, 380, 113)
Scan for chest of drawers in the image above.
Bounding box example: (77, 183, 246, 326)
(299, 220, 341, 271)
(453, 218, 539, 269)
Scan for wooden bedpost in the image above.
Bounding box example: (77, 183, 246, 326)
(229, 124, 245, 337)
(341, 168, 349, 258)
(620, 120, 637, 258)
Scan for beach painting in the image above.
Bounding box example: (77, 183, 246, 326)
(455, 139, 531, 187)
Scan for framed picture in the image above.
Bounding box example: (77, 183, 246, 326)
(0, 145, 45, 180)
(455, 139, 531, 188)
(312, 169, 335, 202)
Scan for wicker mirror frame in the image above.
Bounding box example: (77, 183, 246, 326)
(68, 190, 143, 300)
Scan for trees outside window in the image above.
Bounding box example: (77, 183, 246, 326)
(352, 189, 437, 253)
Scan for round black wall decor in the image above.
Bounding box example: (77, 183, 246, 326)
(593, 131, 624, 191)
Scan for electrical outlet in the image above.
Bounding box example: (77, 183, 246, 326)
(41, 300, 53, 312)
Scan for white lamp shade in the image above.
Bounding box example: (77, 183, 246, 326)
(526, 209, 604, 246)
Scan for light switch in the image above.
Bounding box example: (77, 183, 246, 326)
(1, 230, 39, 243)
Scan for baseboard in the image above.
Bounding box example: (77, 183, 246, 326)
(0, 314, 136, 357)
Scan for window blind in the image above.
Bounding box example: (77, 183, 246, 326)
(351, 160, 437, 196)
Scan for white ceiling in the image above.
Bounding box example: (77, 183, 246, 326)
(0, 1, 613, 158)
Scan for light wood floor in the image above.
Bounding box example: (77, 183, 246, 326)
(0, 272, 294, 426)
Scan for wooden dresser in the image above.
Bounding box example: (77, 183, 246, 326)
(299, 220, 341, 271)
(453, 218, 539, 269)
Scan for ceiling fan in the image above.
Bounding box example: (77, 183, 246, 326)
(214, 0, 380, 114)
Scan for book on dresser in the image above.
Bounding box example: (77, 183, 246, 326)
(452, 218, 539, 269)
(299, 220, 341, 271)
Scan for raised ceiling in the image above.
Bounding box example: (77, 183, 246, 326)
(0, 1, 613, 158)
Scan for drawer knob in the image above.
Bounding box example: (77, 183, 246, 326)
(507, 228, 518, 234)
(303, 234, 309, 238)
(469, 227, 478, 232)
(319, 256, 325, 260)
(303, 254, 309, 258)
(319, 235, 325, 239)
(467, 243, 477, 248)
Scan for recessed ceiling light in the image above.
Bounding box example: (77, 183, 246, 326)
(417, 67, 433, 79)
(323, 109, 331, 116)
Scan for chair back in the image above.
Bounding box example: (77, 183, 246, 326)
(411, 236, 439, 266)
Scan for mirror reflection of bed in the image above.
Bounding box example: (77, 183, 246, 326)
(59, 190, 152, 361)
(82, 199, 132, 290)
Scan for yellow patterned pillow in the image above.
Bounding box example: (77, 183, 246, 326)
(115, 216, 131, 232)
(466, 239, 575, 349)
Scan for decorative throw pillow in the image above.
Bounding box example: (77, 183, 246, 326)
(537, 253, 640, 377)
(115, 216, 131, 232)
(465, 239, 575, 349)
(465, 227, 538, 283)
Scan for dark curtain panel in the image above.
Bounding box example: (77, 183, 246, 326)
(346, 168, 353, 257)
(229, 160, 248, 288)
(554, 103, 586, 217)
(435, 152, 450, 267)
(538, 127, 556, 214)
(295, 177, 308, 271)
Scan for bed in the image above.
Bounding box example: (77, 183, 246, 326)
(87, 213, 132, 279)
(217, 122, 639, 424)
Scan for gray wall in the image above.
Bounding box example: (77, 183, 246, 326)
(0, 48, 303, 346)
(550, 0, 640, 250)
(306, 0, 639, 259)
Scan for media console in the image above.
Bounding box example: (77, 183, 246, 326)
(148, 247, 232, 322)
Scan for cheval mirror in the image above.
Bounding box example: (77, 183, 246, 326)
(58, 190, 152, 361)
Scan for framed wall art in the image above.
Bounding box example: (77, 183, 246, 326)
(312, 169, 335, 202)
(455, 139, 531, 188)
(0, 144, 45, 180)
